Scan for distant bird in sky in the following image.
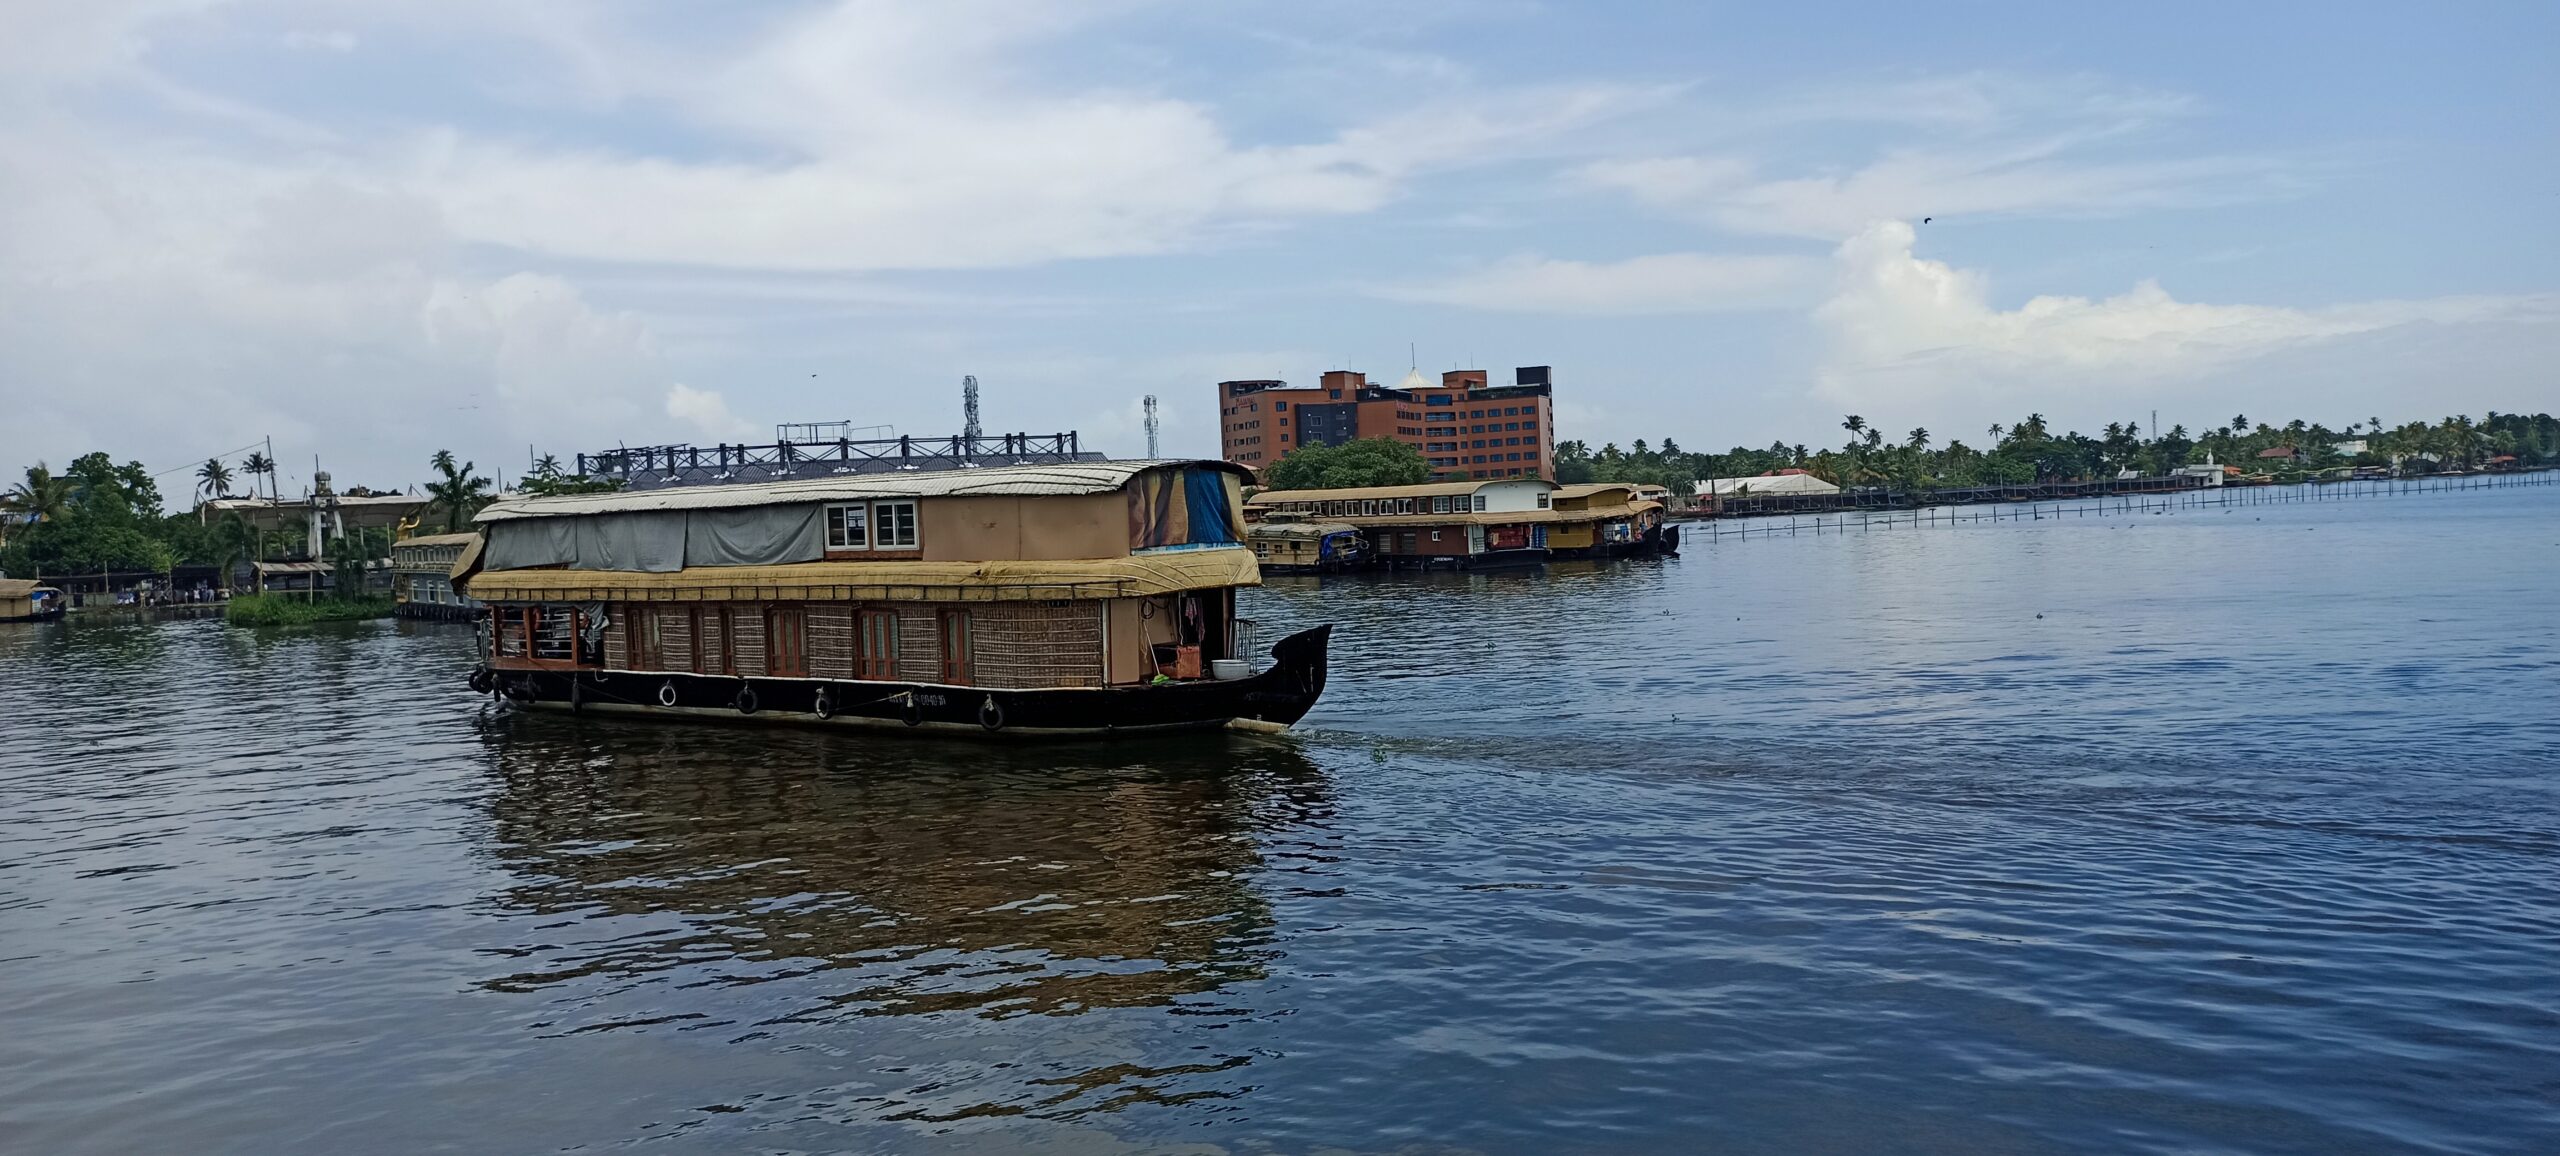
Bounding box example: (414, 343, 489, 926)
(1922, 216, 1932, 224)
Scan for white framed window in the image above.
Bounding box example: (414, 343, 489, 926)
(874, 499, 919, 548)
(1472, 494, 1488, 512)
(825, 503, 869, 549)
(1433, 495, 1453, 514)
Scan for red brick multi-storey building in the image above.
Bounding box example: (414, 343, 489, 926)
(1216, 366, 1557, 481)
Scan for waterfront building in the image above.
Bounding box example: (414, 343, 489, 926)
(1218, 366, 1559, 481)
(391, 532, 482, 620)
(454, 460, 1332, 738)
(203, 477, 434, 559)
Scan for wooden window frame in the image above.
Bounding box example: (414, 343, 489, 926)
(634, 605, 664, 670)
(493, 605, 600, 671)
(823, 502, 869, 550)
(765, 605, 809, 678)
(939, 609, 973, 686)
(873, 500, 920, 550)
(856, 608, 899, 681)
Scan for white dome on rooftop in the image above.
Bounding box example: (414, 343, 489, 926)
(1398, 368, 1431, 390)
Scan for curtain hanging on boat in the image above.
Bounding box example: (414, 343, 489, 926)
(483, 506, 822, 572)
(1129, 466, 1243, 550)
(680, 504, 824, 568)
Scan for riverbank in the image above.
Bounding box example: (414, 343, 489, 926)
(223, 594, 395, 627)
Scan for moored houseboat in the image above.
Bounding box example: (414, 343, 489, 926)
(1547, 484, 1672, 558)
(452, 461, 1330, 738)
(1245, 516, 1369, 574)
(1, 579, 66, 622)
(391, 532, 483, 620)
(1245, 478, 1558, 569)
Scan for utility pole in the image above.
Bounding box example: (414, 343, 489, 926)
(1143, 395, 1160, 458)
(962, 375, 982, 444)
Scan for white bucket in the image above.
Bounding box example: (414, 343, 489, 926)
(1209, 658, 1251, 681)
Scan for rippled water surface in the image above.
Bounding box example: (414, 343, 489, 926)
(4, 485, 2557, 1154)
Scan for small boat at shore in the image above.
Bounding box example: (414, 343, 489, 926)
(0, 580, 66, 622)
(453, 460, 1331, 739)
(1246, 517, 1368, 574)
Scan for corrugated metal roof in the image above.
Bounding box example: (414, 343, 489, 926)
(476, 460, 1242, 523)
(1552, 483, 1636, 500)
(1696, 473, 1840, 496)
(1246, 477, 1552, 505)
(394, 532, 480, 549)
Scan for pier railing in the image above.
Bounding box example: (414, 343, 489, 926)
(1684, 469, 2555, 544)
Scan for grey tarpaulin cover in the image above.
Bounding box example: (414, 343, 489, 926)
(482, 505, 824, 573)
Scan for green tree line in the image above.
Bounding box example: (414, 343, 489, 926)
(1555, 411, 2560, 497)
(1, 448, 614, 584)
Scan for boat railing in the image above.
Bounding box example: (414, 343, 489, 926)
(1233, 617, 1261, 671)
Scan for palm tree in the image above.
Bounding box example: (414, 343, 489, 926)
(426, 451, 492, 533)
(197, 457, 234, 502)
(532, 453, 563, 479)
(241, 452, 275, 501)
(3, 462, 74, 523)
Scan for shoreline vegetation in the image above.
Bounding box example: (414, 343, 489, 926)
(223, 594, 395, 627)
(1251, 411, 2560, 495)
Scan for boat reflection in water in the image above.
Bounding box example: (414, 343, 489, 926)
(471, 713, 1332, 1099)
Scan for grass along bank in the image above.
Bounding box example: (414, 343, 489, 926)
(224, 594, 396, 627)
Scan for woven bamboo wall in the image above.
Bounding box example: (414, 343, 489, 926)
(894, 607, 937, 683)
(604, 611, 629, 669)
(973, 601, 1103, 689)
(808, 604, 856, 679)
(661, 608, 694, 671)
(731, 607, 765, 675)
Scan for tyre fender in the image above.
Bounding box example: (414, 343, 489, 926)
(658, 680, 679, 708)
(977, 695, 1005, 732)
(734, 683, 759, 715)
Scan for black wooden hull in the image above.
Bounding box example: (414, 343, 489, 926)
(475, 625, 1332, 740)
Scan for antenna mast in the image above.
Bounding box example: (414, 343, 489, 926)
(1143, 395, 1160, 458)
(962, 375, 982, 443)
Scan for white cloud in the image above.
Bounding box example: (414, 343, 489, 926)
(1585, 145, 2300, 240)
(1811, 220, 2560, 422)
(1380, 251, 1822, 314)
(402, 2, 1646, 271)
(1578, 73, 2297, 239)
(664, 383, 755, 441)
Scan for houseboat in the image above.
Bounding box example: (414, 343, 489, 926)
(1244, 478, 1560, 569)
(1, 580, 66, 622)
(391, 531, 482, 620)
(1245, 516, 1369, 574)
(452, 460, 1331, 738)
(1547, 484, 1672, 558)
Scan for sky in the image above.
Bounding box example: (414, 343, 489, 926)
(3, 1, 2555, 494)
